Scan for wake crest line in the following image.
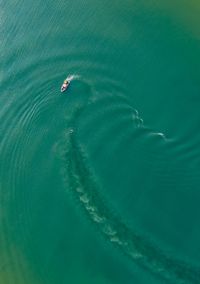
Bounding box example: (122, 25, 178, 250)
(60, 98, 200, 284)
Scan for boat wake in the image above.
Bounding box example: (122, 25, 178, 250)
(66, 74, 80, 82)
(57, 91, 200, 284)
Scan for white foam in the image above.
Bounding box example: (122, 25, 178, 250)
(66, 74, 80, 82)
(151, 132, 166, 140)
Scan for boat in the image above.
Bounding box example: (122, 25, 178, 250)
(61, 79, 70, 93)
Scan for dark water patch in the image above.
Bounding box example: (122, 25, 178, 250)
(61, 128, 200, 284)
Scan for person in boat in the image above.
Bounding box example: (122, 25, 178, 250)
(62, 80, 68, 89)
(61, 79, 69, 91)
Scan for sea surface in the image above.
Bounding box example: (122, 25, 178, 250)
(1, 1, 200, 283)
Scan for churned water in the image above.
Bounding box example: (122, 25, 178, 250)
(1, 1, 200, 283)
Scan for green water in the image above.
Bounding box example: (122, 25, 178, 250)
(1, 1, 200, 283)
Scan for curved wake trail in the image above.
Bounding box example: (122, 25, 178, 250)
(65, 133, 200, 284)
(60, 96, 200, 284)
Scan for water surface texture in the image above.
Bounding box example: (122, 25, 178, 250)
(1, 1, 200, 283)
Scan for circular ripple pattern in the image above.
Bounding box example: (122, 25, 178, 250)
(1, 1, 200, 284)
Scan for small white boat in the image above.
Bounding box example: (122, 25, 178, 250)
(61, 79, 70, 93)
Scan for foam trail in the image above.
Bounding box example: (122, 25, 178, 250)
(66, 74, 80, 81)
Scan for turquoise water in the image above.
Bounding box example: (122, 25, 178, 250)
(1, 1, 200, 283)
